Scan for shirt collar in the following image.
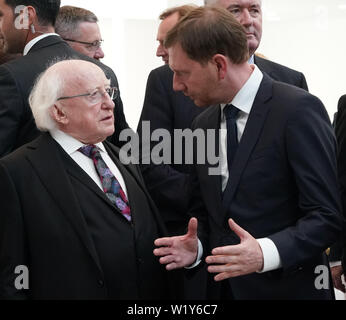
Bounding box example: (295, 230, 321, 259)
(221, 64, 263, 116)
(23, 33, 60, 56)
(50, 129, 106, 156)
(248, 54, 255, 64)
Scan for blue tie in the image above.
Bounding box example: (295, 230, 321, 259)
(224, 104, 240, 172)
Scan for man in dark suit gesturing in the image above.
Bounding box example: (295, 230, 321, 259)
(138, 0, 309, 237)
(0, 60, 179, 300)
(0, 0, 128, 157)
(154, 7, 342, 300)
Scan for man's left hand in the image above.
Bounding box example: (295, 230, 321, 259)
(206, 219, 264, 281)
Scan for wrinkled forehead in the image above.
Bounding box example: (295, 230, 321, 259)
(218, 0, 262, 8)
(57, 62, 110, 93)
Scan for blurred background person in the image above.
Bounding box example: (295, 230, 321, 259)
(0, 0, 128, 158)
(0, 33, 21, 64)
(331, 94, 346, 296)
(205, 0, 308, 90)
(137, 4, 208, 300)
(55, 5, 105, 60)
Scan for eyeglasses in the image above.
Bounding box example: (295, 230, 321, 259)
(57, 87, 118, 105)
(63, 38, 104, 50)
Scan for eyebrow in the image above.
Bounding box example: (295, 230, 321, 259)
(227, 4, 261, 9)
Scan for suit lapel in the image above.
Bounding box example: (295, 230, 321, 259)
(255, 55, 277, 82)
(222, 74, 273, 211)
(26, 133, 103, 274)
(200, 105, 223, 211)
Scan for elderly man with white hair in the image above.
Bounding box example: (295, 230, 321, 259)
(0, 59, 181, 300)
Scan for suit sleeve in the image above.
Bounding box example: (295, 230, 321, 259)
(269, 95, 343, 271)
(0, 66, 24, 157)
(0, 162, 28, 300)
(299, 73, 309, 91)
(334, 95, 346, 269)
(137, 69, 191, 228)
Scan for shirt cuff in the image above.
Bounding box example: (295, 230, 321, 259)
(185, 239, 203, 269)
(330, 261, 342, 268)
(257, 238, 282, 273)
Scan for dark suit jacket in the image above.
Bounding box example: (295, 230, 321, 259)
(255, 55, 308, 91)
(190, 74, 341, 299)
(0, 35, 129, 157)
(0, 132, 181, 300)
(137, 60, 308, 235)
(333, 94, 346, 269)
(137, 65, 205, 234)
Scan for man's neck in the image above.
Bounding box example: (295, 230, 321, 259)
(222, 62, 255, 103)
(25, 25, 55, 46)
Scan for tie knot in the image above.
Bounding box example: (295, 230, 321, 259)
(78, 144, 99, 159)
(224, 104, 240, 120)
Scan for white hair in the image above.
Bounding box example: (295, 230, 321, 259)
(29, 60, 66, 132)
(204, 0, 219, 5)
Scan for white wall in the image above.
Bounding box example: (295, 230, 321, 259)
(60, 0, 346, 128)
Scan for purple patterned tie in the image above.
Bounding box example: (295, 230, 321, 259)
(79, 145, 131, 222)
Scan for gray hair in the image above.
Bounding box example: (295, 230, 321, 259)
(55, 5, 98, 39)
(204, 0, 218, 5)
(29, 60, 65, 132)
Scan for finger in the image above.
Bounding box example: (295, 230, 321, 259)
(186, 217, 198, 238)
(159, 255, 180, 265)
(214, 270, 243, 281)
(166, 262, 180, 271)
(153, 247, 175, 257)
(208, 264, 232, 274)
(205, 255, 234, 265)
(211, 244, 242, 256)
(154, 237, 174, 247)
(228, 219, 250, 241)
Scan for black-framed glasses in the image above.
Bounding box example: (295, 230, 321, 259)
(57, 87, 118, 104)
(63, 38, 104, 50)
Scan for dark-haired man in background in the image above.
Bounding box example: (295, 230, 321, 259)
(0, 0, 129, 157)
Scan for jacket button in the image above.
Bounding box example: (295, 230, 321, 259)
(98, 280, 104, 287)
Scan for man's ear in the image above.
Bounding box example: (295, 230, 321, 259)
(51, 104, 68, 125)
(14, 5, 36, 31)
(213, 54, 228, 80)
(26, 6, 37, 31)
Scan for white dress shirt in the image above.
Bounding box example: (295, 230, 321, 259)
(50, 130, 128, 198)
(23, 33, 60, 56)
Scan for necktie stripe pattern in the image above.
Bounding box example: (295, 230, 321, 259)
(79, 145, 131, 222)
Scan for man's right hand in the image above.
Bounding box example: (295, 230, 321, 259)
(153, 218, 199, 270)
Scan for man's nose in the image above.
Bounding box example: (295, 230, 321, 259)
(156, 43, 165, 58)
(94, 47, 105, 60)
(172, 74, 185, 92)
(102, 91, 115, 109)
(240, 9, 253, 27)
